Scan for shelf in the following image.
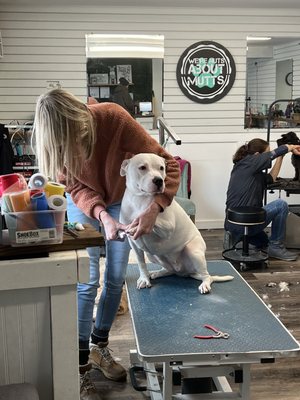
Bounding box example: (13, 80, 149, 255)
(88, 83, 133, 87)
(13, 166, 38, 170)
(5, 125, 33, 130)
(88, 84, 117, 87)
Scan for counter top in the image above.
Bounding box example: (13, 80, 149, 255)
(0, 223, 104, 260)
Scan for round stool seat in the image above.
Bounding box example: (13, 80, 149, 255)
(227, 206, 266, 226)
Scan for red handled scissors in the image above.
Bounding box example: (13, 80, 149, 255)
(194, 324, 230, 339)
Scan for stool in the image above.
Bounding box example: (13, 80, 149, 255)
(222, 206, 268, 271)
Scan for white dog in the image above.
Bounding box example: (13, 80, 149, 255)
(120, 153, 233, 294)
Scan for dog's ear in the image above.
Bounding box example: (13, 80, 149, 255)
(277, 133, 290, 146)
(277, 138, 284, 147)
(287, 131, 300, 144)
(120, 159, 130, 176)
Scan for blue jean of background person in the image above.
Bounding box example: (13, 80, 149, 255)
(225, 198, 288, 248)
(66, 194, 131, 344)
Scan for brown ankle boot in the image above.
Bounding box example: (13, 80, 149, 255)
(89, 342, 127, 382)
(79, 363, 103, 400)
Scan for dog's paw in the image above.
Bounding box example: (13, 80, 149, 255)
(136, 277, 151, 289)
(149, 268, 170, 280)
(198, 278, 212, 294)
(149, 271, 160, 280)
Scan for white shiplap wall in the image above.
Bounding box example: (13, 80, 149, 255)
(1, 3, 300, 228)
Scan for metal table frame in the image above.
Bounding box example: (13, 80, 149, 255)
(126, 260, 300, 400)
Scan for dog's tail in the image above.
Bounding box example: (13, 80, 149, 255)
(211, 275, 234, 282)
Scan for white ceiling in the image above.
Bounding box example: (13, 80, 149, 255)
(1, 0, 300, 8)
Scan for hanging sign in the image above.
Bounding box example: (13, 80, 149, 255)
(176, 41, 236, 103)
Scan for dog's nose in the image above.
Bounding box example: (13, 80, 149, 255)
(153, 177, 163, 188)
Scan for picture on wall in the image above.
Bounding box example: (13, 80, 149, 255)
(116, 65, 132, 83)
(89, 73, 109, 84)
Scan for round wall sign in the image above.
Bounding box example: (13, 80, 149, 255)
(285, 72, 293, 86)
(176, 41, 236, 103)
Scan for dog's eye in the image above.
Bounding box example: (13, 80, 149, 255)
(160, 166, 165, 171)
(139, 165, 147, 170)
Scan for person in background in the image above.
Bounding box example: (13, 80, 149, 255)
(32, 88, 180, 400)
(112, 77, 134, 116)
(225, 138, 300, 261)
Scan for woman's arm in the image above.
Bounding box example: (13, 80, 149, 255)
(269, 144, 300, 181)
(269, 156, 283, 181)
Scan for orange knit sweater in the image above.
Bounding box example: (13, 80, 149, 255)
(63, 102, 180, 220)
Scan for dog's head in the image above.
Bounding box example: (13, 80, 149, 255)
(120, 153, 166, 196)
(277, 131, 300, 146)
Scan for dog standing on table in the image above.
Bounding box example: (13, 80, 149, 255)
(277, 131, 300, 181)
(120, 153, 233, 294)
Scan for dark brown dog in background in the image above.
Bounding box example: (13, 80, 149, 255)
(277, 131, 300, 181)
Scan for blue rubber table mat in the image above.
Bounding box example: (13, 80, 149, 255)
(126, 260, 300, 361)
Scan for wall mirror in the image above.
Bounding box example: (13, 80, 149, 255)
(85, 34, 164, 130)
(245, 36, 300, 129)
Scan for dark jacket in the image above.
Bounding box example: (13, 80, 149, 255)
(112, 85, 134, 115)
(225, 146, 288, 210)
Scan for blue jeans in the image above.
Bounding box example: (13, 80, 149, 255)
(66, 194, 131, 345)
(225, 199, 289, 248)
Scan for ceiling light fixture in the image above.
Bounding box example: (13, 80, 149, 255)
(247, 36, 271, 41)
(86, 34, 164, 58)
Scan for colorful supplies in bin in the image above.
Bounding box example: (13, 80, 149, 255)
(44, 181, 66, 197)
(31, 191, 55, 229)
(4, 210, 66, 246)
(0, 173, 66, 247)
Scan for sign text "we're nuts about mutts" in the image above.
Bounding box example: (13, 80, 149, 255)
(176, 41, 236, 104)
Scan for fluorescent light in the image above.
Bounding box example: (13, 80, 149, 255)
(89, 46, 163, 54)
(86, 34, 163, 42)
(247, 36, 271, 41)
(86, 34, 164, 58)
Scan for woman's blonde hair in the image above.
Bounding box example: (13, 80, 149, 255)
(32, 89, 96, 182)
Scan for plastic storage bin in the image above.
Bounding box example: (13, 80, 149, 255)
(4, 209, 65, 247)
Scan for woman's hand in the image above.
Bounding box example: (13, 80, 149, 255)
(99, 211, 128, 241)
(291, 145, 300, 156)
(125, 202, 161, 240)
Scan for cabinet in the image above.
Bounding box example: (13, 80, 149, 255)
(135, 115, 155, 130)
(0, 249, 90, 400)
(88, 83, 129, 102)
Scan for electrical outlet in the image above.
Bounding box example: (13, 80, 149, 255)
(46, 80, 61, 90)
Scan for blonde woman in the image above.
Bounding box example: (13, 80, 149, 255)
(33, 89, 180, 400)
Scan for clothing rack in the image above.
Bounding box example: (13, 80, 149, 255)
(4, 125, 33, 130)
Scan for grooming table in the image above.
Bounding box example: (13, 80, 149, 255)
(267, 178, 300, 195)
(126, 260, 300, 400)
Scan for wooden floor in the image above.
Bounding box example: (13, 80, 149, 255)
(92, 229, 300, 399)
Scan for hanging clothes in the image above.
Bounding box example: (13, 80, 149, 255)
(0, 124, 14, 175)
